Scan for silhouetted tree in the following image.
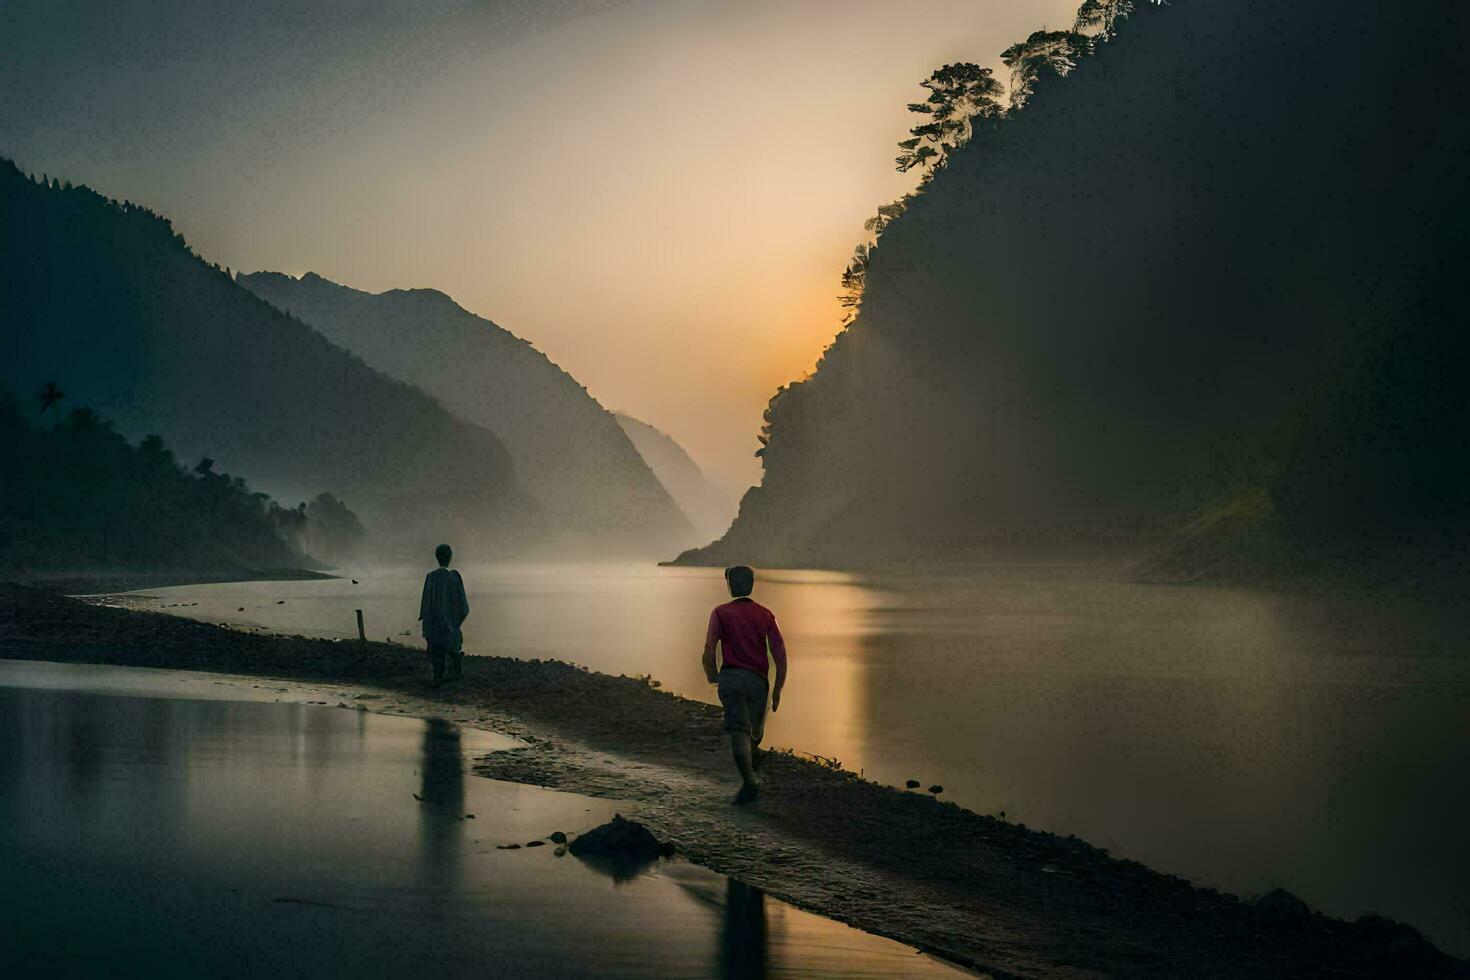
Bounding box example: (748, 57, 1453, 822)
(36, 381, 64, 421)
(1074, 0, 1135, 38)
(895, 63, 1004, 174)
(838, 244, 872, 324)
(863, 198, 910, 238)
(1001, 30, 1094, 110)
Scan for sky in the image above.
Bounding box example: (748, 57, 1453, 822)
(2, 0, 1080, 493)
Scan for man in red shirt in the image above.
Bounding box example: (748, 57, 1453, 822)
(702, 565, 787, 803)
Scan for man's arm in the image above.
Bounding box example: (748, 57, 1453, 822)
(768, 615, 788, 712)
(701, 610, 720, 684)
(418, 573, 431, 623)
(453, 570, 469, 625)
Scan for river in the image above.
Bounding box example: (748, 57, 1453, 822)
(113, 561, 1470, 956)
(0, 660, 963, 977)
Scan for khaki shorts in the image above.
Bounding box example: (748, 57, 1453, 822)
(717, 668, 769, 745)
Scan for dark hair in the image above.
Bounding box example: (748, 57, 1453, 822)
(435, 543, 452, 566)
(724, 565, 755, 597)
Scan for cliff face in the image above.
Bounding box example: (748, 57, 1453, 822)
(613, 412, 737, 545)
(0, 163, 539, 554)
(677, 0, 1470, 579)
(238, 272, 694, 555)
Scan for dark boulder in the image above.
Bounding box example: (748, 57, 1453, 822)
(568, 814, 674, 882)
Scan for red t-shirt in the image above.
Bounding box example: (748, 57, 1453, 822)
(705, 597, 787, 681)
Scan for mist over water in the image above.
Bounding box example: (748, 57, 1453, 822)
(131, 561, 1470, 956)
(4, 0, 1466, 970)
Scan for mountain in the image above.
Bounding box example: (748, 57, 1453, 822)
(675, 0, 1470, 583)
(0, 390, 311, 576)
(236, 271, 694, 555)
(0, 161, 539, 555)
(613, 412, 737, 544)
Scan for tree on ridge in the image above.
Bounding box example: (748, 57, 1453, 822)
(36, 381, 64, 422)
(1000, 30, 1095, 110)
(894, 63, 1005, 175)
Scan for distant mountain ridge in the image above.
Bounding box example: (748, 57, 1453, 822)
(0, 161, 539, 554)
(675, 0, 1470, 583)
(613, 412, 737, 545)
(237, 271, 694, 555)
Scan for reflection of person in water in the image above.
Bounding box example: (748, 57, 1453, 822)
(719, 878, 768, 979)
(417, 718, 465, 899)
(419, 543, 469, 687)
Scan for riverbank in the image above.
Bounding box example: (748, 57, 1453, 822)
(1, 580, 1463, 978)
(14, 567, 336, 596)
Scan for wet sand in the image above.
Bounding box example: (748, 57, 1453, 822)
(2, 662, 964, 978)
(1, 581, 1464, 978)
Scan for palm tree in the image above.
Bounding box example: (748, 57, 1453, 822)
(36, 382, 64, 422)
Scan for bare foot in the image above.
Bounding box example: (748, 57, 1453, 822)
(733, 782, 761, 805)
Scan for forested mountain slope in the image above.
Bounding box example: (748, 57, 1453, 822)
(238, 272, 693, 554)
(613, 411, 737, 544)
(0, 390, 313, 575)
(677, 0, 1470, 582)
(0, 162, 538, 554)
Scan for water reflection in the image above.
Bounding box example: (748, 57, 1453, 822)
(719, 878, 768, 980)
(136, 562, 1470, 955)
(844, 573, 1470, 955)
(1, 667, 961, 977)
(418, 719, 465, 901)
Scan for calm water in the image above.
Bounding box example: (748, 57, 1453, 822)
(0, 661, 963, 978)
(124, 562, 1470, 956)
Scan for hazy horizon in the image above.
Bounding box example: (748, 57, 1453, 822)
(1, 0, 1078, 494)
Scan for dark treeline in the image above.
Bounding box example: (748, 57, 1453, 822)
(0, 161, 541, 556)
(0, 387, 352, 574)
(680, 0, 1470, 583)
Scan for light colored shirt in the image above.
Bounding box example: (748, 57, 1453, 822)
(419, 567, 468, 651)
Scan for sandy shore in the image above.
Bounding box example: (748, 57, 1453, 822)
(14, 567, 336, 596)
(1, 580, 1463, 978)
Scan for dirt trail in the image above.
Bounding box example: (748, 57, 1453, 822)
(1, 581, 1463, 978)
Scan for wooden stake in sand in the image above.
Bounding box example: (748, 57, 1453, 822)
(355, 609, 366, 643)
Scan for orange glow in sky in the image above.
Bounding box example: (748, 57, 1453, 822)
(4, 0, 1081, 492)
